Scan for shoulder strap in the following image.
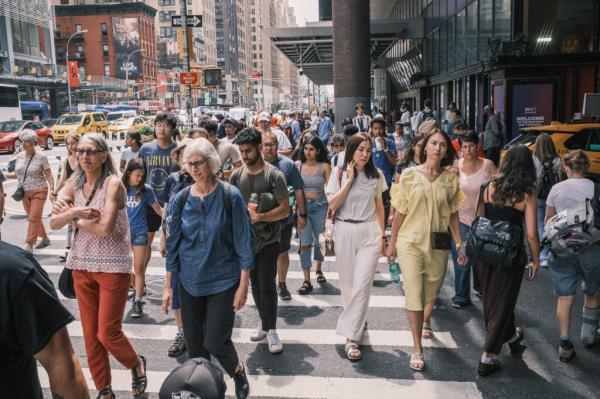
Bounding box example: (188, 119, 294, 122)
(337, 166, 343, 187)
(22, 153, 35, 181)
(178, 186, 191, 216)
(221, 181, 232, 219)
(475, 181, 492, 216)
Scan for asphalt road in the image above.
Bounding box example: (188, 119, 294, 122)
(1, 143, 599, 399)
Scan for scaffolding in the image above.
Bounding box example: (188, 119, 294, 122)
(0, 0, 55, 29)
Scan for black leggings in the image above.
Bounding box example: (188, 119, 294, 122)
(251, 242, 280, 331)
(179, 282, 239, 376)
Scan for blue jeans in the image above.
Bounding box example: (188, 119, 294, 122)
(451, 222, 481, 305)
(537, 198, 549, 261)
(298, 195, 328, 268)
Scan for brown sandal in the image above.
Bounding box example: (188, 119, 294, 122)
(316, 270, 326, 284)
(297, 280, 313, 295)
(131, 355, 147, 398)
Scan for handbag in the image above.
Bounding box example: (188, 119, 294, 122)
(58, 180, 100, 299)
(318, 167, 343, 256)
(12, 154, 35, 201)
(465, 183, 523, 269)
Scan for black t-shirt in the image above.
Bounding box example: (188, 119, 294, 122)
(0, 241, 75, 398)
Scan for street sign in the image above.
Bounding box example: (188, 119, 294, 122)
(179, 71, 199, 85)
(171, 15, 203, 28)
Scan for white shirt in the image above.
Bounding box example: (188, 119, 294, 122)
(273, 129, 292, 151)
(330, 151, 345, 168)
(120, 149, 139, 165)
(353, 115, 372, 132)
(547, 178, 594, 214)
(400, 110, 412, 136)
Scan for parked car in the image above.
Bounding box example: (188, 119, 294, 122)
(107, 116, 149, 140)
(106, 110, 137, 125)
(0, 120, 54, 153)
(52, 112, 108, 143)
(503, 121, 600, 179)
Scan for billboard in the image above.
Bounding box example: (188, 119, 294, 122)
(113, 17, 141, 79)
(68, 61, 80, 88)
(511, 83, 554, 138)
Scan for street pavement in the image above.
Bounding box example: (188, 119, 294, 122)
(1, 144, 600, 399)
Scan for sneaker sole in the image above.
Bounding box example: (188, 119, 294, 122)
(168, 349, 186, 357)
(250, 335, 266, 342)
(268, 347, 284, 354)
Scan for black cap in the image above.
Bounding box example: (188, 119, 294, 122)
(454, 119, 468, 129)
(222, 117, 238, 126)
(159, 358, 226, 399)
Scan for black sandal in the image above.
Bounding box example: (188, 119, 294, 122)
(316, 270, 326, 284)
(297, 280, 313, 295)
(96, 386, 115, 399)
(131, 355, 147, 398)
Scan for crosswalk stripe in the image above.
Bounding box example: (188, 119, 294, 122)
(34, 247, 390, 264)
(40, 264, 401, 283)
(65, 321, 456, 348)
(56, 289, 405, 308)
(38, 367, 483, 398)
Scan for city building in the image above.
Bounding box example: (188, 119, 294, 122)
(0, 0, 63, 116)
(54, 2, 158, 106)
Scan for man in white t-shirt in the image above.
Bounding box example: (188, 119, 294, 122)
(257, 111, 292, 157)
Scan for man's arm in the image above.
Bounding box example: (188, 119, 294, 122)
(35, 327, 89, 399)
(254, 197, 289, 222)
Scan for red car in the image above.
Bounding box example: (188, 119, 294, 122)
(0, 120, 54, 153)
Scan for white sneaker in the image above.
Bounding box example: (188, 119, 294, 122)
(267, 329, 283, 354)
(540, 259, 549, 268)
(250, 326, 266, 342)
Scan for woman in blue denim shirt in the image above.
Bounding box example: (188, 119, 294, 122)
(295, 135, 331, 294)
(162, 138, 254, 399)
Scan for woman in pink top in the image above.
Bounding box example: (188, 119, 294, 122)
(50, 133, 147, 399)
(451, 131, 496, 308)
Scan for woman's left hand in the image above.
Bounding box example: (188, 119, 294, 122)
(233, 284, 248, 312)
(456, 244, 468, 266)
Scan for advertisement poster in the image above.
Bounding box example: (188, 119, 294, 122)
(511, 83, 554, 137)
(113, 17, 141, 79)
(68, 61, 79, 88)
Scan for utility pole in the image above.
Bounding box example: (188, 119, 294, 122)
(180, 0, 193, 127)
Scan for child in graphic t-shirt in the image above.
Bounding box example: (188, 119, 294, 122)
(122, 158, 162, 318)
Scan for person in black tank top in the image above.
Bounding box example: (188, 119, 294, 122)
(476, 145, 540, 377)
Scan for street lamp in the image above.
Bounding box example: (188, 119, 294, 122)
(66, 29, 88, 112)
(126, 48, 144, 103)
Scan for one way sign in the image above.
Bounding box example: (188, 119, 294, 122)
(171, 15, 203, 28)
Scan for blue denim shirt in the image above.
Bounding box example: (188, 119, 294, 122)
(165, 183, 255, 296)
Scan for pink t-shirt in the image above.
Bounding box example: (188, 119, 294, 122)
(458, 158, 492, 226)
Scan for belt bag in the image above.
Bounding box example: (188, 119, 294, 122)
(12, 154, 35, 202)
(431, 231, 452, 250)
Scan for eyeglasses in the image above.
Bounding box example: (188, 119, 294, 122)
(263, 142, 277, 148)
(332, 144, 344, 148)
(76, 149, 104, 157)
(184, 159, 209, 169)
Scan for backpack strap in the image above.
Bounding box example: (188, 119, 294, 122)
(178, 186, 191, 215)
(475, 181, 492, 217)
(221, 181, 232, 220)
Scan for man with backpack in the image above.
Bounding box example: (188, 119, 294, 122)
(416, 99, 438, 131)
(543, 150, 600, 362)
(231, 127, 290, 354)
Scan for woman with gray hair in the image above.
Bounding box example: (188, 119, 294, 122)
(4, 129, 54, 252)
(50, 133, 147, 399)
(163, 138, 254, 399)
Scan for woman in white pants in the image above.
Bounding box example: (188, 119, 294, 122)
(325, 132, 387, 361)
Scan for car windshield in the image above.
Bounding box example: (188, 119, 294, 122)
(57, 115, 83, 125)
(107, 113, 124, 122)
(504, 130, 554, 149)
(0, 121, 23, 132)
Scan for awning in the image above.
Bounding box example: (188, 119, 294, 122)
(267, 18, 424, 85)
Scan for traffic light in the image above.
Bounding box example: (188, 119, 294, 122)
(203, 69, 222, 86)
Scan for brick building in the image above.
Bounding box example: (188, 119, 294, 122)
(54, 2, 158, 99)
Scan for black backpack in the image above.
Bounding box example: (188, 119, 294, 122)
(422, 109, 435, 121)
(538, 161, 558, 200)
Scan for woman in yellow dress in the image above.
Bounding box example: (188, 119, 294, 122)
(386, 128, 466, 372)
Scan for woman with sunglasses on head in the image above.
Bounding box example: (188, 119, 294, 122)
(325, 132, 387, 362)
(50, 133, 147, 399)
(163, 138, 254, 399)
(386, 128, 465, 372)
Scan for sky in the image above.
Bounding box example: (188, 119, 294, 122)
(288, 0, 319, 26)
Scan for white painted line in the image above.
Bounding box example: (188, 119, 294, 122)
(65, 321, 456, 348)
(34, 248, 390, 264)
(56, 289, 404, 308)
(38, 368, 482, 398)
(40, 264, 400, 283)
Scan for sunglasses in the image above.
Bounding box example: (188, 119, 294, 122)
(76, 149, 105, 157)
(184, 159, 209, 169)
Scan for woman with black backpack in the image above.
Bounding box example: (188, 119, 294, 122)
(533, 133, 560, 267)
(475, 145, 540, 377)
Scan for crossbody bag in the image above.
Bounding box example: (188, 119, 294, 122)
(12, 154, 35, 201)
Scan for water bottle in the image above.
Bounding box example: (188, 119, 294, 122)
(389, 261, 400, 284)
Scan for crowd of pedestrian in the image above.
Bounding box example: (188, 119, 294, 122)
(2, 98, 600, 398)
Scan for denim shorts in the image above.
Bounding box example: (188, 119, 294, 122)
(131, 232, 149, 246)
(549, 245, 600, 296)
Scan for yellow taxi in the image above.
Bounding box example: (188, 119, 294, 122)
(106, 116, 148, 140)
(52, 112, 108, 143)
(504, 121, 600, 177)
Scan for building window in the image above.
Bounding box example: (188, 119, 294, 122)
(100, 23, 107, 36)
(102, 44, 109, 57)
(75, 24, 82, 33)
(12, 19, 41, 56)
(104, 64, 110, 76)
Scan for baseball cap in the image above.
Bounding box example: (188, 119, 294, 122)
(258, 112, 270, 122)
(453, 119, 468, 129)
(222, 117, 238, 126)
(159, 358, 226, 399)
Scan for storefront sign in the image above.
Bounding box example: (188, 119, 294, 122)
(511, 83, 554, 137)
(113, 17, 142, 79)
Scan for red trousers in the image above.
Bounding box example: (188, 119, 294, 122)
(73, 270, 138, 389)
(22, 188, 48, 245)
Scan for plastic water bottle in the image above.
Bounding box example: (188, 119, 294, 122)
(389, 261, 400, 284)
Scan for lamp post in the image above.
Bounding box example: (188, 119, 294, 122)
(66, 29, 88, 112)
(125, 48, 144, 104)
